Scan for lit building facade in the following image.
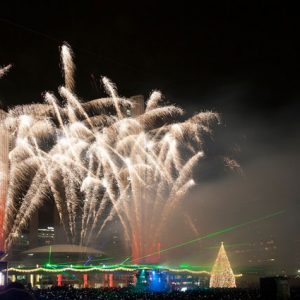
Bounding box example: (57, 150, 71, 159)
(6, 266, 210, 290)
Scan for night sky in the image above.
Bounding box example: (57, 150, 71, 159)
(1, 1, 299, 274)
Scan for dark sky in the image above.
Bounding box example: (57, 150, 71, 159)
(0, 1, 299, 274)
(1, 1, 299, 112)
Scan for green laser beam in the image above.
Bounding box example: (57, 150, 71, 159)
(45, 257, 114, 267)
(130, 210, 285, 263)
(179, 263, 212, 270)
(120, 257, 130, 265)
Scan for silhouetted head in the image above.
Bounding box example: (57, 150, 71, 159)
(5, 281, 26, 290)
(0, 287, 35, 300)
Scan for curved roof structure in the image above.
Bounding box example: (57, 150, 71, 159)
(24, 244, 104, 255)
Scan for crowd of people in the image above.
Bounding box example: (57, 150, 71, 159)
(31, 287, 262, 300)
(0, 283, 261, 300)
(1, 283, 300, 299)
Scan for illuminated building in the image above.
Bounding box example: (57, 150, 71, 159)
(5, 263, 211, 289)
(231, 226, 290, 280)
(37, 227, 55, 246)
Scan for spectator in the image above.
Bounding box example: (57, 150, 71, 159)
(0, 283, 35, 300)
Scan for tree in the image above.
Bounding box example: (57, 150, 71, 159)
(209, 242, 236, 288)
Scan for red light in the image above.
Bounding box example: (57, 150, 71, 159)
(57, 274, 62, 286)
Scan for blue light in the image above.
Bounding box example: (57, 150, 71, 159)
(149, 269, 169, 292)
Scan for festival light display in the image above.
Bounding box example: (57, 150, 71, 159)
(209, 242, 236, 288)
(6, 264, 210, 274)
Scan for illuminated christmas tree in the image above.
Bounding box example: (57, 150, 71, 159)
(209, 242, 236, 288)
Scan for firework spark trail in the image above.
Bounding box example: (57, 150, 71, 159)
(0, 64, 12, 78)
(102, 77, 123, 119)
(61, 43, 75, 92)
(145, 90, 162, 112)
(0, 43, 235, 258)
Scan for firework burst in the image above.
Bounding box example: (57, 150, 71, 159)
(1, 44, 223, 260)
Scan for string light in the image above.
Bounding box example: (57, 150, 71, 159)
(6, 266, 134, 273)
(5, 261, 242, 279)
(209, 242, 236, 288)
(168, 268, 210, 275)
